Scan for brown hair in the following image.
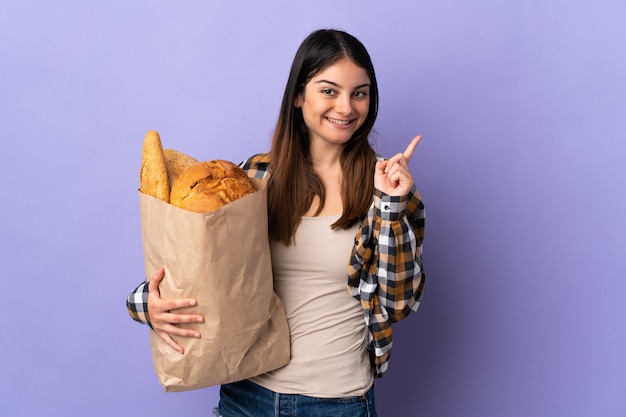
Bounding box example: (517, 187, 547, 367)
(268, 29, 379, 245)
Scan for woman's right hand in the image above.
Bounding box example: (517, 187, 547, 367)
(148, 267, 204, 354)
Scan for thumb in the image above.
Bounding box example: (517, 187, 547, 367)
(148, 267, 165, 294)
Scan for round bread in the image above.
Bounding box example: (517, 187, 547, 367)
(170, 160, 256, 213)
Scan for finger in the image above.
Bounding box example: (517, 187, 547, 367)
(160, 310, 204, 325)
(159, 321, 202, 339)
(386, 163, 406, 183)
(375, 160, 388, 175)
(383, 154, 411, 175)
(155, 329, 185, 354)
(158, 297, 199, 313)
(385, 145, 414, 172)
(403, 135, 422, 162)
(150, 298, 203, 329)
(148, 267, 165, 294)
(148, 268, 200, 313)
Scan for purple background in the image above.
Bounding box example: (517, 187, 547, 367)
(1, 1, 625, 416)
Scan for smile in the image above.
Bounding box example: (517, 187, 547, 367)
(325, 116, 352, 126)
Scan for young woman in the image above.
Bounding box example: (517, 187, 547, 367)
(127, 29, 426, 417)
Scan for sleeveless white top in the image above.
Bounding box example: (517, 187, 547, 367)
(250, 215, 373, 397)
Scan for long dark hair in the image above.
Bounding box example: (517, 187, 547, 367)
(268, 29, 379, 245)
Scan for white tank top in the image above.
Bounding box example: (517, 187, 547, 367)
(250, 215, 373, 397)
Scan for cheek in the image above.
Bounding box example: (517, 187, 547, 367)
(357, 101, 370, 121)
(361, 99, 371, 114)
(301, 101, 325, 121)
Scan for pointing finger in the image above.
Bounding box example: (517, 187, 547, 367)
(403, 135, 422, 162)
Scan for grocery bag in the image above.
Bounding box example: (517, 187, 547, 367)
(138, 178, 290, 392)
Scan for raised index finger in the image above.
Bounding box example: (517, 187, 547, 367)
(403, 135, 422, 162)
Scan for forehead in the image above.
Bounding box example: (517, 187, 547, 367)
(309, 58, 370, 87)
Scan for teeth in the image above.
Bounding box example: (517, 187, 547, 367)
(327, 117, 350, 125)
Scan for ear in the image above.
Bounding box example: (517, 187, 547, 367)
(294, 92, 303, 108)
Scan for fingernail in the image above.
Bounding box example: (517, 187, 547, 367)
(196, 317, 204, 323)
(194, 333, 201, 338)
(189, 300, 197, 306)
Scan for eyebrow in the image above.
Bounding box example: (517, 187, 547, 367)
(314, 79, 371, 89)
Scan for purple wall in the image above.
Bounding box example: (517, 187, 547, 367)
(1, 1, 625, 416)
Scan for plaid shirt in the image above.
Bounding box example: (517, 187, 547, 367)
(127, 153, 425, 378)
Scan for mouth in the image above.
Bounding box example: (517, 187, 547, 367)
(325, 116, 353, 126)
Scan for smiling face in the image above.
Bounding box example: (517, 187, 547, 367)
(295, 58, 371, 149)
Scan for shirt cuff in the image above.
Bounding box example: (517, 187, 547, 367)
(373, 189, 408, 221)
(127, 282, 153, 329)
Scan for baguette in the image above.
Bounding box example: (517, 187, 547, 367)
(139, 130, 170, 202)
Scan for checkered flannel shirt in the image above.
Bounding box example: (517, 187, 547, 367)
(127, 152, 426, 378)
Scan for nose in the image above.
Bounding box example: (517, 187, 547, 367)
(334, 93, 353, 115)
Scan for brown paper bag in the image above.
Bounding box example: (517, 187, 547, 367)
(139, 178, 290, 392)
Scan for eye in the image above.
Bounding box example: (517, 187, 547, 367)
(321, 88, 336, 96)
(353, 91, 368, 98)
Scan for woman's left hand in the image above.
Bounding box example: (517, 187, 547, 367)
(374, 135, 422, 197)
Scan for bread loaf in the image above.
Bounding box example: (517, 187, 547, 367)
(139, 130, 170, 202)
(163, 148, 198, 189)
(170, 160, 256, 213)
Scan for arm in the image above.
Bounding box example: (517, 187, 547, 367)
(348, 187, 425, 321)
(352, 135, 425, 320)
(347, 185, 425, 378)
(374, 136, 424, 319)
(347, 136, 425, 377)
(347, 182, 425, 379)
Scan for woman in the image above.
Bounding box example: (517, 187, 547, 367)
(127, 29, 426, 417)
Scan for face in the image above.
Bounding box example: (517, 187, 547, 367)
(295, 58, 371, 148)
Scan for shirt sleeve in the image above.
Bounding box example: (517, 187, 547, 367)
(126, 281, 153, 329)
(349, 186, 426, 321)
(239, 153, 271, 179)
(348, 186, 426, 377)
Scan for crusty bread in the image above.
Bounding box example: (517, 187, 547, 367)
(170, 160, 256, 213)
(163, 148, 198, 189)
(139, 130, 170, 202)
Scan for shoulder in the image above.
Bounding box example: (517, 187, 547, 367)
(240, 153, 271, 179)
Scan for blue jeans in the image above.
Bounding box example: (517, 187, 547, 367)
(216, 379, 377, 417)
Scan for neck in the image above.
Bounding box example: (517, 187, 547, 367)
(309, 141, 343, 171)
